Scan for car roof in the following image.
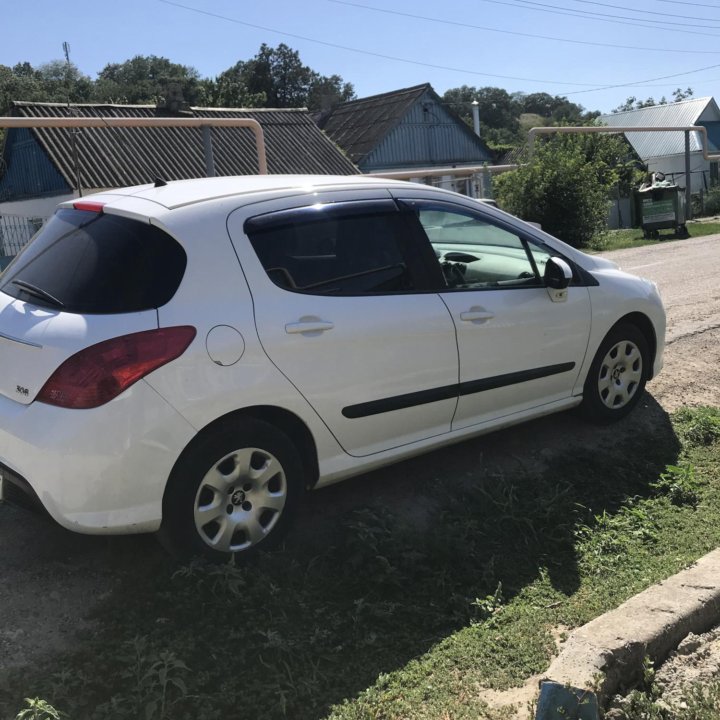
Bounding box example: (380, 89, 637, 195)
(69, 175, 420, 212)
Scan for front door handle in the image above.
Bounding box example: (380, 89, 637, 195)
(459, 309, 494, 322)
(285, 319, 335, 335)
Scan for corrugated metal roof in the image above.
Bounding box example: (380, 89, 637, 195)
(599, 97, 719, 159)
(318, 83, 491, 171)
(318, 84, 431, 164)
(2, 102, 358, 193)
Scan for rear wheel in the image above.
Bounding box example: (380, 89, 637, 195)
(159, 418, 303, 561)
(581, 323, 649, 423)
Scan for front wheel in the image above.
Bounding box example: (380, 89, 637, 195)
(580, 324, 649, 423)
(159, 418, 303, 561)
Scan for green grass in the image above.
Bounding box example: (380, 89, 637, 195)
(3, 407, 720, 720)
(591, 221, 720, 253)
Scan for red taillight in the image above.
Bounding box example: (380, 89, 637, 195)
(72, 201, 105, 213)
(36, 326, 196, 409)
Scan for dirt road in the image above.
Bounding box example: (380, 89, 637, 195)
(609, 235, 720, 410)
(1, 234, 719, 680)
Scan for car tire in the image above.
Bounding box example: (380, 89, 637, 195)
(580, 323, 649, 424)
(159, 418, 303, 562)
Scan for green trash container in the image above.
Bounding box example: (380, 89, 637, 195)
(632, 182, 687, 239)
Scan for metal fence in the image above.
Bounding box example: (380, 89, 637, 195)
(0, 214, 45, 267)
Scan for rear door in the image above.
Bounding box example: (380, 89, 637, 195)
(0, 205, 186, 404)
(227, 196, 459, 457)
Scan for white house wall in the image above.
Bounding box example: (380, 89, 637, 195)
(0, 193, 75, 221)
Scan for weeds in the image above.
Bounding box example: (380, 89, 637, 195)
(651, 464, 700, 508)
(92, 637, 190, 720)
(619, 680, 720, 720)
(674, 406, 720, 448)
(14, 699, 65, 720)
(471, 582, 505, 625)
(4, 406, 720, 719)
(173, 556, 249, 598)
(575, 504, 659, 574)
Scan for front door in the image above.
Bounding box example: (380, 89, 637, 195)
(397, 197, 592, 430)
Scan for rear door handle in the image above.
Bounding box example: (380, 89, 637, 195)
(285, 320, 335, 335)
(459, 310, 494, 322)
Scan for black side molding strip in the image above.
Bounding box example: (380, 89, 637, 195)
(458, 362, 576, 396)
(342, 384, 457, 419)
(342, 362, 576, 419)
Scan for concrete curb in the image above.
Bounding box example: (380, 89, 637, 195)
(536, 548, 720, 717)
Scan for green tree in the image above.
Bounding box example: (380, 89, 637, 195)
(442, 85, 521, 145)
(612, 88, 693, 113)
(214, 44, 354, 110)
(307, 74, 355, 112)
(212, 61, 266, 107)
(35, 60, 93, 103)
(0, 60, 92, 114)
(92, 55, 204, 105)
(513, 92, 589, 123)
(495, 133, 632, 247)
(673, 87, 694, 102)
(0, 63, 41, 114)
(513, 91, 556, 117)
(0, 60, 92, 144)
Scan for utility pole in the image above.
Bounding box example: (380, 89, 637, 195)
(63, 42, 83, 197)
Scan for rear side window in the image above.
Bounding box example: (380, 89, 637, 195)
(0, 209, 186, 314)
(245, 209, 414, 295)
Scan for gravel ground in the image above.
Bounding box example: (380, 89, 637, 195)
(1, 234, 720, 703)
(653, 628, 720, 707)
(569, 236, 720, 708)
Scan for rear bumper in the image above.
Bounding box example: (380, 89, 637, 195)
(0, 380, 196, 534)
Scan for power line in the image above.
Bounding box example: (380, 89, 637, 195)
(658, 0, 720, 7)
(565, 62, 720, 95)
(501, 0, 720, 29)
(331, 0, 720, 55)
(475, 0, 720, 36)
(157, 0, 598, 86)
(159, 0, 720, 100)
(563, 0, 720, 22)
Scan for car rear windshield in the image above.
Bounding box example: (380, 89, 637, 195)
(0, 208, 186, 314)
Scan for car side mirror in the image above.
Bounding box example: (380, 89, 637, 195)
(544, 257, 573, 289)
(544, 257, 573, 303)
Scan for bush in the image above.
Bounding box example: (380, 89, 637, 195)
(495, 135, 614, 248)
(701, 186, 720, 216)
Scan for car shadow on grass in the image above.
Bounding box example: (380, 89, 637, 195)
(0, 396, 680, 720)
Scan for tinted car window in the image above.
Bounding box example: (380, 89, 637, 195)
(0, 209, 186, 314)
(246, 210, 414, 295)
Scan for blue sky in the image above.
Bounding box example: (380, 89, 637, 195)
(4, 0, 720, 114)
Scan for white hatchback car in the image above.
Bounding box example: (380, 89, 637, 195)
(0, 175, 665, 560)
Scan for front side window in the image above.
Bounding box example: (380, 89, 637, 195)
(246, 209, 414, 295)
(416, 206, 548, 290)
